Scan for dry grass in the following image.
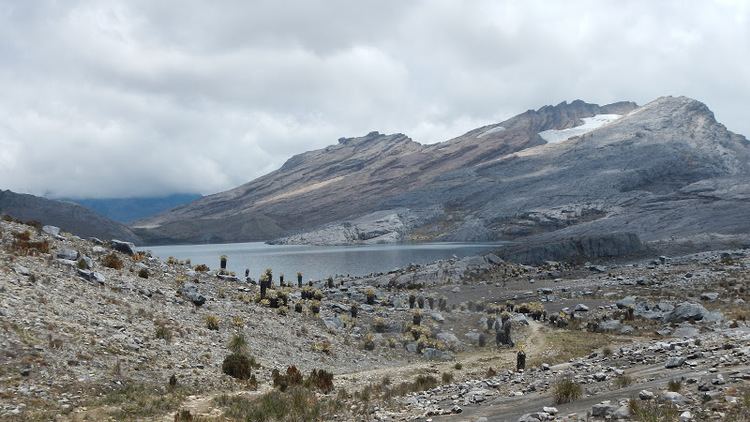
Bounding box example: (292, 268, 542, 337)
(102, 252, 124, 269)
(529, 330, 618, 367)
(553, 379, 582, 404)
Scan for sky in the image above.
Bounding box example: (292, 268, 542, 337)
(0, 0, 748, 199)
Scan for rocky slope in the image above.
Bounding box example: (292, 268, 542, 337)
(134, 96, 749, 248)
(0, 190, 141, 243)
(3, 217, 748, 421)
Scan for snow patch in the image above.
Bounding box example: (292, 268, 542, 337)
(477, 125, 506, 138)
(538, 114, 621, 144)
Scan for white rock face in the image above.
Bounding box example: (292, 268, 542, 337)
(538, 114, 622, 143)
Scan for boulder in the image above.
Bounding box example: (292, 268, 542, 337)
(700, 292, 719, 301)
(422, 348, 453, 360)
(591, 401, 617, 417)
(77, 269, 105, 284)
(322, 316, 344, 332)
(56, 248, 79, 261)
(616, 296, 636, 309)
(665, 356, 686, 368)
(574, 304, 590, 312)
(665, 302, 710, 323)
(436, 332, 461, 348)
(179, 284, 206, 306)
(13, 265, 30, 276)
(110, 239, 137, 256)
(42, 225, 62, 238)
(662, 391, 686, 404)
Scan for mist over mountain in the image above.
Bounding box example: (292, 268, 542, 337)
(67, 194, 202, 224)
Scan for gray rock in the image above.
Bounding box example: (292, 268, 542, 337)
(613, 405, 630, 419)
(42, 225, 62, 238)
(665, 356, 686, 368)
(422, 348, 453, 360)
(110, 240, 137, 256)
(662, 391, 686, 404)
(574, 304, 590, 312)
(322, 316, 344, 332)
(179, 284, 206, 306)
(436, 332, 461, 347)
(700, 292, 719, 301)
(56, 248, 79, 261)
(616, 296, 636, 309)
(672, 323, 699, 338)
(591, 401, 617, 417)
(78, 255, 94, 270)
(77, 269, 105, 284)
(639, 390, 655, 400)
(13, 265, 30, 276)
(665, 302, 710, 323)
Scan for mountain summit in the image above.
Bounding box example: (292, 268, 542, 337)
(134, 97, 750, 248)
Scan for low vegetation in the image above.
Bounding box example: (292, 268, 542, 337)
(553, 379, 582, 404)
(102, 252, 124, 269)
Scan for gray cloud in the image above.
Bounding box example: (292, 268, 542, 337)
(0, 0, 748, 198)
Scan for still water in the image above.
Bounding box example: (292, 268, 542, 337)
(142, 242, 502, 281)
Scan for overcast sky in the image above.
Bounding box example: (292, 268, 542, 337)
(1, 0, 748, 199)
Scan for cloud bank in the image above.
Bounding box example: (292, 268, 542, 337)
(0, 0, 747, 198)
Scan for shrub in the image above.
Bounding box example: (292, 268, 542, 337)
(412, 310, 422, 326)
(215, 387, 321, 422)
(441, 372, 454, 384)
(194, 264, 210, 272)
(667, 379, 682, 392)
(155, 323, 172, 342)
(205, 315, 220, 331)
(628, 399, 679, 421)
(454, 362, 463, 370)
(228, 333, 248, 355)
(553, 379, 582, 404)
(305, 369, 334, 393)
(232, 316, 244, 329)
(10, 231, 50, 256)
(309, 300, 321, 314)
(222, 353, 255, 380)
(312, 341, 332, 355)
(363, 333, 375, 351)
(365, 288, 376, 305)
(485, 367, 497, 378)
(373, 317, 388, 333)
(272, 366, 304, 391)
(138, 268, 149, 279)
(102, 253, 124, 269)
(603, 346, 613, 357)
(614, 374, 633, 388)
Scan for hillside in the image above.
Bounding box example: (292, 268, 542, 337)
(0, 190, 141, 243)
(134, 97, 750, 248)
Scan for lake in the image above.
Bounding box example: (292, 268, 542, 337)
(142, 242, 503, 281)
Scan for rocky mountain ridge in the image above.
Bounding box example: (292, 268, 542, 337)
(0, 190, 141, 243)
(135, 96, 749, 249)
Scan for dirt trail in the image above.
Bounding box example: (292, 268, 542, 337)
(433, 363, 750, 422)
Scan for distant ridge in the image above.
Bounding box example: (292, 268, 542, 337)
(67, 193, 202, 224)
(0, 190, 141, 243)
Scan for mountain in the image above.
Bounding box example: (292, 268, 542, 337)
(68, 193, 202, 224)
(0, 190, 141, 243)
(134, 96, 750, 248)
